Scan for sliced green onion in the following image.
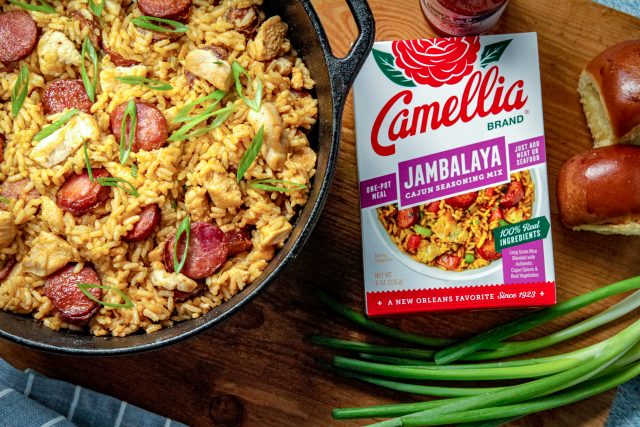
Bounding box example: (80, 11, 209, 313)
(119, 99, 137, 164)
(96, 177, 139, 197)
(34, 108, 79, 142)
(132, 16, 188, 33)
(130, 163, 138, 178)
(83, 142, 94, 183)
(317, 290, 455, 347)
(11, 65, 29, 117)
(498, 219, 509, 227)
(232, 61, 262, 112)
(464, 252, 475, 264)
(236, 125, 263, 182)
(173, 215, 191, 274)
(172, 90, 226, 123)
(80, 37, 98, 102)
(88, 0, 104, 18)
(249, 179, 307, 193)
(435, 274, 640, 365)
(311, 336, 434, 359)
(115, 76, 173, 91)
(413, 224, 432, 237)
(168, 104, 235, 142)
(76, 283, 134, 309)
(8, 0, 56, 14)
(0, 197, 10, 204)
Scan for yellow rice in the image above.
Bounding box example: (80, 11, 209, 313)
(0, 0, 318, 336)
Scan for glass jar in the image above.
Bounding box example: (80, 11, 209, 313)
(420, 0, 509, 36)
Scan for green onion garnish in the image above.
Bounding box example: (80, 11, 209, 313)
(232, 62, 262, 112)
(132, 16, 188, 33)
(80, 37, 99, 102)
(11, 65, 29, 118)
(498, 219, 509, 227)
(173, 215, 191, 275)
(7, 0, 56, 14)
(76, 283, 134, 309)
(413, 224, 432, 237)
(96, 177, 139, 197)
(34, 108, 79, 142)
(0, 197, 10, 204)
(249, 179, 307, 193)
(130, 163, 138, 178)
(88, 0, 104, 18)
(236, 125, 264, 182)
(168, 104, 235, 142)
(119, 99, 137, 164)
(172, 90, 226, 123)
(115, 76, 173, 91)
(83, 142, 94, 183)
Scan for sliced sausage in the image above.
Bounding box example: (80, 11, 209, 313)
(425, 201, 440, 213)
(489, 206, 504, 223)
(396, 207, 419, 228)
(45, 264, 102, 324)
(445, 191, 478, 210)
(103, 47, 140, 67)
(43, 79, 93, 115)
(226, 7, 261, 38)
(124, 204, 161, 242)
(500, 181, 525, 208)
(164, 221, 229, 280)
(207, 45, 229, 60)
(407, 234, 421, 254)
(436, 254, 462, 271)
(110, 101, 168, 152)
(477, 238, 501, 261)
(56, 169, 111, 216)
(225, 228, 253, 256)
(137, 0, 192, 20)
(0, 11, 38, 63)
(1, 178, 40, 202)
(0, 257, 16, 282)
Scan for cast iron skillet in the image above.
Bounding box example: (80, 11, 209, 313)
(0, 0, 375, 354)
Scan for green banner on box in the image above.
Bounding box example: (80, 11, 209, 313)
(494, 216, 550, 251)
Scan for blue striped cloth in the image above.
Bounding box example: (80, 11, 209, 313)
(0, 358, 187, 427)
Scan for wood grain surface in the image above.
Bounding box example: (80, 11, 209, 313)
(2, 1, 640, 426)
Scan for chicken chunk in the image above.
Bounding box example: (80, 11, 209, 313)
(23, 232, 74, 277)
(248, 16, 288, 61)
(37, 31, 82, 77)
(247, 102, 289, 171)
(150, 269, 198, 293)
(184, 186, 210, 222)
(30, 113, 100, 168)
(0, 211, 17, 249)
(184, 49, 233, 91)
(41, 196, 65, 234)
(256, 216, 292, 248)
(205, 173, 243, 209)
(99, 64, 147, 93)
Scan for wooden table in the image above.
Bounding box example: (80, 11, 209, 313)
(2, 0, 640, 426)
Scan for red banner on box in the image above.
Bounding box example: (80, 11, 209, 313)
(366, 282, 556, 316)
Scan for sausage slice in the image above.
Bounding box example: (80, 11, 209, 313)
(445, 191, 478, 210)
(225, 228, 253, 256)
(173, 283, 205, 302)
(164, 221, 229, 280)
(56, 169, 111, 216)
(137, 0, 192, 19)
(110, 101, 168, 152)
(43, 79, 93, 115)
(0, 257, 16, 282)
(500, 181, 525, 208)
(396, 207, 419, 228)
(124, 204, 161, 242)
(45, 264, 102, 324)
(1, 178, 40, 202)
(0, 11, 38, 63)
(104, 48, 140, 67)
(477, 238, 501, 261)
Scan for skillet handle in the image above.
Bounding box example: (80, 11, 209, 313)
(309, 0, 375, 108)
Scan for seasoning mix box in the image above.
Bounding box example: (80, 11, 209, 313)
(353, 33, 556, 316)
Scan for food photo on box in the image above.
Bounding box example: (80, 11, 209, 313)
(0, 0, 639, 426)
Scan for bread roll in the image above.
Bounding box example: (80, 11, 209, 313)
(578, 40, 640, 147)
(557, 145, 640, 234)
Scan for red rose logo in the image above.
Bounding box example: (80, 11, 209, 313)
(391, 37, 481, 87)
